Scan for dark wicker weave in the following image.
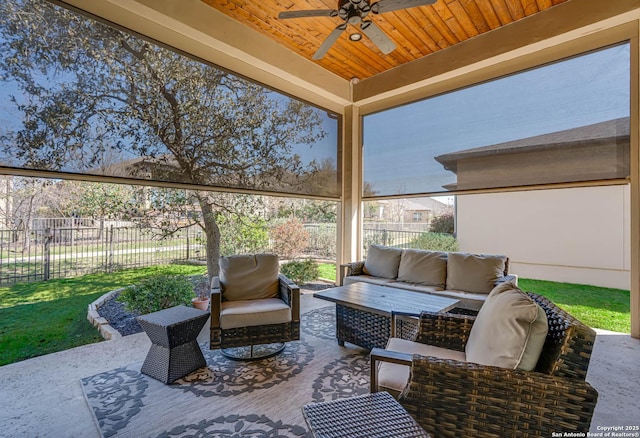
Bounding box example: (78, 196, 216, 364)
(209, 274, 300, 351)
(137, 305, 210, 384)
(303, 391, 430, 438)
(370, 292, 599, 437)
(339, 260, 366, 281)
(336, 305, 418, 350)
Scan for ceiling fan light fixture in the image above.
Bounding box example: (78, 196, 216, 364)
(349, 33, 363, 41)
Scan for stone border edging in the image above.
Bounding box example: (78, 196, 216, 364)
(87, 287, 128, 341)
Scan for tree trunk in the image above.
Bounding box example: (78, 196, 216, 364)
(199, 200, 221, 283)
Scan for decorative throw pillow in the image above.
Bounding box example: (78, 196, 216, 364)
(219, 254, 279, 301)
(363, 245, 403, 279)
(465, 282, 548, 371)
(397, 249, 448, 288)
(446, 252, 506, 294)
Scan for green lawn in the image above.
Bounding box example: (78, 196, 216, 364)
(0, 262, 631, 367)
(518, 278, 630, 333)
(317, 263, 337, 282)
(0, 264, 207, 366)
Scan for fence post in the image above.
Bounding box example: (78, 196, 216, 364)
(43, 228, 52, 281)
(382, 229, 388, 246)
(108, 225, 114, 273)
(186, 229, 190, 261)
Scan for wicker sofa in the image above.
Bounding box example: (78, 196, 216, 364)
(341, 244, 516, 311)
(370, 292, 598, 437)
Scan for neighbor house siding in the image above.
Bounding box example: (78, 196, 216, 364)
(456, 185, 630, 290)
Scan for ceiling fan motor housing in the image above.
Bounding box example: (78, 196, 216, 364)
(339, 0, 372, 22)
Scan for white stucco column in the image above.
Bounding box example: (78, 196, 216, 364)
(336, 103, 363, 281)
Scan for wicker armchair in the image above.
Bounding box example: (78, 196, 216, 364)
(370, 293, 599, 437)
(209, 254, 300, 359)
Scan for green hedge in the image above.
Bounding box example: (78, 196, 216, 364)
(280, 259, 319, 286)
(410, 232, 459, 252)
(117, 274, 194, 315)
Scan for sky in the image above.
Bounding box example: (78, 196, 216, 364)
(363, 43, 631, 197)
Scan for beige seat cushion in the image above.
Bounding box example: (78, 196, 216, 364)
(446, 252, 507, 294)
(363, 245, 402, 279)
(343, 275, 397, 287)
(387, 281, 443, 294)
(397, 249, 448, 288)
(378, 337, 466, 398)
(220, 298, 291, 329)
(220, 254, 279, 301)
(465, 282, 548, 371)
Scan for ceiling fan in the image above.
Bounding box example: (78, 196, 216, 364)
(278, 0, 438, 60)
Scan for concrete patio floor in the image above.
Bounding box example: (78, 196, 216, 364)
(0, 294, 638, 438)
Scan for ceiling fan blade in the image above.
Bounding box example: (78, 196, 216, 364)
(278, 9, 338, 19)
(313, 24, 346, 60)
(360, 21, 396, 54)
(371, 0, 436, 14)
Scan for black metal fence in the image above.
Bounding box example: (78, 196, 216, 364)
(0, 225, 206, 286)
(0, 221, 451, 286)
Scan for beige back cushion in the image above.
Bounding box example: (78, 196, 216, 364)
(446, 252, 507, 294)
(465, 282, 548, 371)
(363, 245, 402, 279)
(219, 254, 279, 301)
(397, 249, 448, 288)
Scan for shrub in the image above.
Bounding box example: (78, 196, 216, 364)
(117, 274, 194, 314)
(430, 211, 455, 234)
(280, 259, 319, 286)
(270, 218, 310, 259)
(305, 223, 337, 258)
(411, 232, 459, 252)
(217, 213, 269, 256)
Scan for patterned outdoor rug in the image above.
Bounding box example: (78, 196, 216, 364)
(81, 307, 370, 438)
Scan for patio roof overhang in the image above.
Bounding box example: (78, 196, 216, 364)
(32, 0, 640, 338)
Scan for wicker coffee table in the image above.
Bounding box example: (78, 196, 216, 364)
(303, 391, 430, 438)
(137, 305, 210, 384)
(314, 282, 459, 349)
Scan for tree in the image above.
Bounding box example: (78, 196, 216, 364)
(4, 177, 52, 249)
(55, 181, 144, 220)
(0, 0, 332, 279)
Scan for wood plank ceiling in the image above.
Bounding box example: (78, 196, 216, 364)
(200, 0, 569, 81)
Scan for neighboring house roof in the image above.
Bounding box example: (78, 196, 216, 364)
(376, 197, 447, 211)
(404, 197, 447, 211)
(435, 118, 630, 173)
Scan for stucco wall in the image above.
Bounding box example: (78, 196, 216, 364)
(456, 185, 630, 290)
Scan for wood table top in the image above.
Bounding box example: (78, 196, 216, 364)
(314, 282, 459, 316)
